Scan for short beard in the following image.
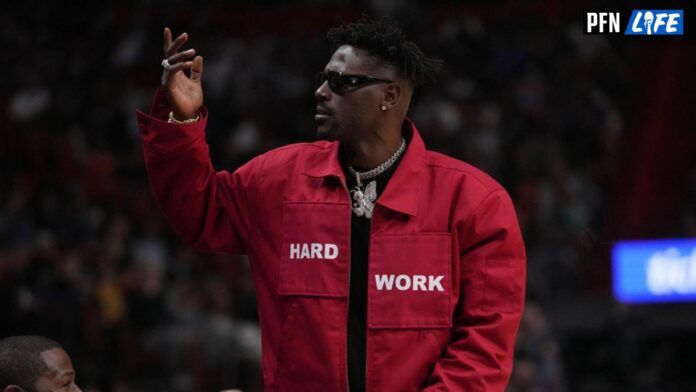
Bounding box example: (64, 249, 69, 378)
(315, 126, 338, 141)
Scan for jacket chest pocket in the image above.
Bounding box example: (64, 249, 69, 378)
(278, 201, 350, 297)
(368, 233, 452, 328)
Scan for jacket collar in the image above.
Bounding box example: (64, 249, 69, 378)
(302, 118, 425, 216)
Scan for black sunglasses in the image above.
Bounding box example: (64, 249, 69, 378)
(315, 70, 393, 95)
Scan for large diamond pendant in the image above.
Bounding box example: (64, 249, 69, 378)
(351, 187, 365, 217)
(350, 181, 377, 219)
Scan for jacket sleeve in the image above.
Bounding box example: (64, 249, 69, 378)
(135, 90, 264, 254)
(423, 189, 526, 392)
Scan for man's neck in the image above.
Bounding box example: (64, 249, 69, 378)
(343, 129, 403, 170)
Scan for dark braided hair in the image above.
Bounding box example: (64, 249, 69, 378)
(327, 15, 443, 88)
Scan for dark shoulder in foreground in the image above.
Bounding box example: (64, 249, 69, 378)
(425, 149, 505, 194)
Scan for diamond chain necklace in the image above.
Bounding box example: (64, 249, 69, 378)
(347, 138, 406, 184)
(347, 137, 406, 218)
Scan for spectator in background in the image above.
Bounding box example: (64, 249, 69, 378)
(0, 335, 81, 392)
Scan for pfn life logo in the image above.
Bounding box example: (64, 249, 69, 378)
(584, 10, 684, 35)
(625, 10, 683, 35)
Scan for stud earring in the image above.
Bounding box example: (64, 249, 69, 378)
(381, 105, 386, 111)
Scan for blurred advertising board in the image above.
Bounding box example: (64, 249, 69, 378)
(613, 239, 696, 303)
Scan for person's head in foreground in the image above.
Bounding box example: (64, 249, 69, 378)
(314, 15, 442, 142)
(0, 336, 81, 392)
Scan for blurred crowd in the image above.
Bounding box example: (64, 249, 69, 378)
(2, 2, 693, 391)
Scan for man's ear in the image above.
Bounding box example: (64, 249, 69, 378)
(382, 83, 402, 110)
(4, 386, 26, 392)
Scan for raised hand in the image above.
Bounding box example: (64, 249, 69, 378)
(161, 27, 204, 120)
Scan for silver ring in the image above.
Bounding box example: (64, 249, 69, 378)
(161, 59, 171, 71)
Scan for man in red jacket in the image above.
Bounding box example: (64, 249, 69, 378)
(137, 16, 525, 392)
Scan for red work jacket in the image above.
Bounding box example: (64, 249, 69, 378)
(136, 90, 526, 391)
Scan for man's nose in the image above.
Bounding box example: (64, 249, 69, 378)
(314, 81, 331, 101)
